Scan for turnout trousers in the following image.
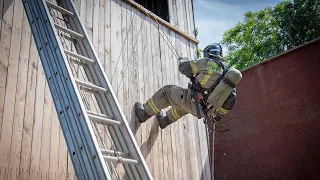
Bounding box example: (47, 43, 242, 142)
(143, 85, 206, 122)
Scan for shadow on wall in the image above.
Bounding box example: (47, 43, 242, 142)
(130, 108, 159, 159)
(1, 0, 14, 21)
(129, 107, 212, 180)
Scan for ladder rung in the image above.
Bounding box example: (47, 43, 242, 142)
(87, 112, 121, 126)
(64, 49, 95, 64)
(54, 23, 83, 39)
(45, 1, 74, 16)
(101, 149, 129, 157)
(86, 110, 113, 119)
(74, 78, 107, 93)
(103, 156, 139, 165)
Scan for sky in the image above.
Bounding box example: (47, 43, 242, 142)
(193, 0, 282, 51)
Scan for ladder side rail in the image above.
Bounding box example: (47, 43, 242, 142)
(37, 0, 112, 179)
(59, 1, 142, 179)
(24, 0, 111, 179)
(23, 1, 90, 179)
(62, 1, 153, 179)
(62, 5, 139, 179)
(55, 2, 137, 178)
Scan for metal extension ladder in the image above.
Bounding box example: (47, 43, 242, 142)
(22, 0, 153, 179)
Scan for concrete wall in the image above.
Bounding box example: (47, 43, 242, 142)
(214, 39, 320, 180)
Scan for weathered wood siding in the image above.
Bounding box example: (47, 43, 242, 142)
(0, 0, 210, 179)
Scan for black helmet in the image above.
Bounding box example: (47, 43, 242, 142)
(203, 43, 223, 58)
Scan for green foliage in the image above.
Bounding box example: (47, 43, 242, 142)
(222, 0, 320, 70)
(197, 48, 203, 58)
(195, 27, 203, 58)
(274, 0, 320, 49)
(195, 27, 199, 37)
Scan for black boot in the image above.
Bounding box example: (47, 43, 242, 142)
(134, 102, 152, 123)
(156, 111, 173, 129)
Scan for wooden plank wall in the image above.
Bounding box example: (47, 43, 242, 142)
(0, 0, 210, 179)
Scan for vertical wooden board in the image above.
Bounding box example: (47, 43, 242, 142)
(18, 38, 38, 180)
(0, 2, 13, 131)
(29, 60, 46, 180)
(140, 12, 148, 159)
(143, 15, 154, 176)
(135, 8, 143, 146)
(194, 120, 205, 180)
(181, 38, 196, 180)
(94, 0, 104, 148)
(148, 17, 157, 179)
(179, 55, 188, 180)
(157, 20, 166, 180)
(0, 0, 14, 141)
(167, 0, 174, 26)
(198, 121, 211, 180)
(175, 0, 185, 32)
(49, 106, 60, 180)
(98, 0, 105, 72)
(167, 29, 177, 180)
(182, 0, 189, 35)
(79, 0, 87, 24)
(159, 24, 169, 180)
(169, 31, 180, 180)
(156, 24, 165, 180)
(129, 5, 137, 135)
(182, 116, 192, 180)
(150, 20, 159, 180)
(186, 0, 193, 36)
(110, 0, 118, 87)
(58, 127, 68, 180)
(39, 82, 53, 180)
(67, 154, 75, 180)
(115, 0, 123, 115)
(73, 0, 81, 14)
(170, 0, 177, 27)
(186, 120, 198, 180)
(0, 0, 4, 34)
(163, 29, 172, 180)
(86, 0, 93, 41)
(187, 0, 195, 37)
(109, 1, 122, 130)
(189, 42, 202, 180)
(0, 0, 23, 179)
(125, 1, 134, 133)
(130, 6, 139, 137)
(122, 1, 129, 124)
(92, 0, 99, 51)
(172, 32, 183, 180)
(7, 10, 31, 180)
(110, 0, 125, 178)
(104, 0, 111, 77)
(155, 19, 165, 180)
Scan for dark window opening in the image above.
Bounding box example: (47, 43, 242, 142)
(134, 0, 170, 22)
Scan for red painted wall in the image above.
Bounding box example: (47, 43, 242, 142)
(214, 39, 320, 180)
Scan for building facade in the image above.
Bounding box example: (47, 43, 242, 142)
(0, 0, 211, 179)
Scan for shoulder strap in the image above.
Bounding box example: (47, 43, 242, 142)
(204, 58, 228, 101)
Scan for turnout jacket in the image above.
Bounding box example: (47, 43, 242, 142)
(178, 57, 236, 115)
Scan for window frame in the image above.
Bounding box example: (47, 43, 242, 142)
(125, 0, 198, 44)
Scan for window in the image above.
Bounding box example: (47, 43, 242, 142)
(134, 0, 170, 22)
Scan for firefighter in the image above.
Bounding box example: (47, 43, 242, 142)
(134, 43, 237, 129)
